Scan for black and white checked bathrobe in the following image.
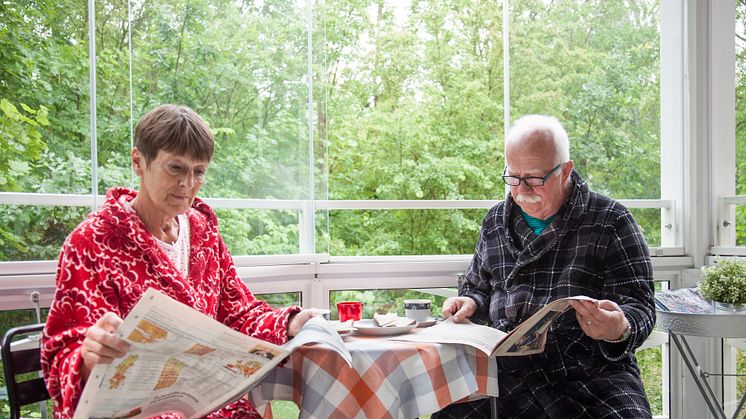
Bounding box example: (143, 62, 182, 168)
(437, 171, 655, 419)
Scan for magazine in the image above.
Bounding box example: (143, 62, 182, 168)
(392, 296, 596, 357)
(654, 287, 714, 314)
(73, 288, 350, 419)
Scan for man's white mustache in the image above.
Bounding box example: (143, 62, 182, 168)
(516, 194, 542, 204)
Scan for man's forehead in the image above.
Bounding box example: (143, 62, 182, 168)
(505, 153, 555, 171)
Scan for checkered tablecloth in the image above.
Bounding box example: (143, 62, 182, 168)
(248, 333, 498, 419)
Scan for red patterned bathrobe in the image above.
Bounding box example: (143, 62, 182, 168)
(41, 187, 300, 418)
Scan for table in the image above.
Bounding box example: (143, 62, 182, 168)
(248, 332, 499, 418)
(657, 309, 746, 419)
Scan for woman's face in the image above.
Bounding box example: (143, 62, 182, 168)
(132, 148, 210, 217)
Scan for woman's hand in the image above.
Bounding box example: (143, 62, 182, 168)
(80, 312, 130, 381)
(287, 309, 320, 337)
(441, 296, 477, 323)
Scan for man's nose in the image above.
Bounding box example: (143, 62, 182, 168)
(516, 181, 534, 192)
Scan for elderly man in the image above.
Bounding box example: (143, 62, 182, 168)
(435, 115, 655, 418)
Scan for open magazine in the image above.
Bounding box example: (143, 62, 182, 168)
(392, 296, 595, 357)
(73, 288, 350, 419)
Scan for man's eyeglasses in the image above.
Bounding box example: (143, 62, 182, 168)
(502, 163, 563, 187)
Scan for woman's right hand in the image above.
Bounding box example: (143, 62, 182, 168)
(80, 312, 130, 381)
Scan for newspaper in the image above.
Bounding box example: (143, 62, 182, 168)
(74, 288, 350, 419)
(392, 296, 596, 357)
(654, 287, 714, 314)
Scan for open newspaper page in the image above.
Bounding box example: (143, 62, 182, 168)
(392, 317, 508, 356)
(392, 296, 595, 357)
(74, 288, 348, 419)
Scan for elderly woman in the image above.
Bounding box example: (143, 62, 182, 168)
(41, 104, 315, 418)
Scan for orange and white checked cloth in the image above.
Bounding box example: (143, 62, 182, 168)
(248, 334, 498, 418)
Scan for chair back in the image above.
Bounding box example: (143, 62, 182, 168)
(2, 323, 50, 419)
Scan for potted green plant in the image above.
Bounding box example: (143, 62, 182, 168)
(698, 258, 746, 313)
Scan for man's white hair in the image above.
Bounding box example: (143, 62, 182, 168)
(505, 115, 570, 164)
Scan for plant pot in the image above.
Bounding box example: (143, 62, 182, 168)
(714, 301, 746, 314)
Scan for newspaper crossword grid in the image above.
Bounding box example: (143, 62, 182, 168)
(249, 337, 498, 418)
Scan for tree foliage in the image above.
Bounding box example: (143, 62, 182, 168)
(0, 0, 667, 260)
(736, 0, 746, 244)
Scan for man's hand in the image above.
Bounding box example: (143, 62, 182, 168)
(287, 309, 320, 337)
(80, 312, 130, 381)
(570, 299, 629, 342)
(441, 296, 477, 323)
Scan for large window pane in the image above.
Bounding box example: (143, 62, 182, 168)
(130, 0, 311, 201)
(510, 0, 660, 201)
(328, 209, 486, 255)
(0, 205, 89, 261)
(736, 1, 746, 245)
(214, 208, 300, 255)
(323, 0, 505, 204)
(96, 0, 136, 194)
(0, 0, 91, 195)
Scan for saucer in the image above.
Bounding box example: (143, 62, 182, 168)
(328, 320, 356, 334)
(353, 319, 417, 336)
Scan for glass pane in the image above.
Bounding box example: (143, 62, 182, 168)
(255, 292, 301, 308)
(329, 288, 451, 320)
(213, 208, 300, 256)
(736, 2, 746, 244)
(0, 1, 91, 194)
(510, 0, 660, 201)
(129, 0, 311, 201)
(327, 209, 486, 255)
(0, 205, 89, 261)
(322, 0, 505, 202)
(736, 349, 746, 406)
(637, 346, 663, 416)
(96, 0, 136, 194)
(629, 208, 662, 248)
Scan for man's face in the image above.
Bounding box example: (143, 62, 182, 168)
(504, 135, 572, 220)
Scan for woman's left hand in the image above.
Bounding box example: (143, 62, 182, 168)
(287, 309, 319, 337)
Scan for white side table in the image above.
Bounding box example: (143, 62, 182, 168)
(657, 310, 746, 419)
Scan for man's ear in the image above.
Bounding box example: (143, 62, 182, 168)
(562, 160, 574, 181)
(132, 148, 144, 177)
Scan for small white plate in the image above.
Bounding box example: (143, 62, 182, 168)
(416, 318, 439, 328)
(328, 320, 356, 334)
(353, 319, 417, 336)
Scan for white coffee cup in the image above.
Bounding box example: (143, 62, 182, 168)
(404, 299, 431, 322)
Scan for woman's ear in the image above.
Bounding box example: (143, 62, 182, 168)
(131, 148, 144, 177)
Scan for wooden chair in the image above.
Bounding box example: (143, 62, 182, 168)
(2, 323, 50, 419)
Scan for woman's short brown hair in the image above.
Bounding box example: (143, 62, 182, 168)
(134, 104, 214, 164)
